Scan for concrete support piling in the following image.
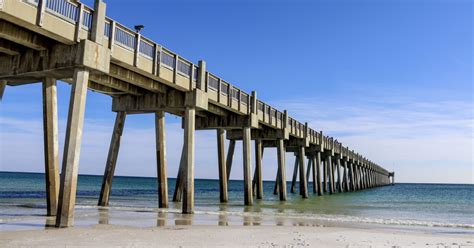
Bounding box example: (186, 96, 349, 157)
(277, 139, 287, 201)
(365, 168, 368, 189)
(369, 169, 374, 188)
(375, 172, 378, 187)
(354, 165, 359, 190)
(98, 111, 126, 207)
(172, 145, 185, 202)
(306, 157, 311, 183)
(226, 140, 236, 182)
(182, 107, 195, 214)
(290, 154, 299, 193)
(349, 162, 354, 191)
(374, 171, 377, 187)
(363, 167, 368, 189)
(42, 78, 60, 216)
(155, 111, 168, 208)
(298, 147, 308, 198)
(367, 170, 371, 188)
(371, 170, 374, 187)
(368, 169, 372, 188)
(254, 139, 263, 200)
(310, 155, 317, 194)
(217, 129, 228, 203)
(343, 160, 349, 191)
(242, 127, 253, 206)
(327, 156, 334, 194)
(0, 80, 6, 101)
(357, 164, 362, 190)
(323, 158, 327, 192)
(315, 152, 323, 196)
(366, 168, 369, 188)
(367, 169, 371, 188)
(352, 165, 357, 190)
(375, 171, 378, 187)
(273, 170, 280, 195)
(55, 69, 89, 228)
(331, 159, 337, 193)
(370, 170, 374, 187)
(336, 158, 342, 193)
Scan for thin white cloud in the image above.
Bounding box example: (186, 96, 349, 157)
(1, 98, 472, 184)
(268, 98, 474, 183)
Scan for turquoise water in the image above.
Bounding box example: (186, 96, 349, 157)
(1, 172, 473, 230)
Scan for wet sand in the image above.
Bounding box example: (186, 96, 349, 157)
(1, 207, 473, 247)
(1, 224, 473, 247)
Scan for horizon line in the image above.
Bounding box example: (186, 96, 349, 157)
(1, 170, 472, 185)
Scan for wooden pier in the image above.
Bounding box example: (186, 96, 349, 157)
(0, 0, 395, 227)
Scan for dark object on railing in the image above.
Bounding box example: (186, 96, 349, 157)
(134, 24, 145, 33)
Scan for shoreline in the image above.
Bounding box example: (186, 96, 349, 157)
(2, 203, 473, 247)
(2, 203, 473, 233)
(2, 204, 473, 233)
(2, 224, 473, 247)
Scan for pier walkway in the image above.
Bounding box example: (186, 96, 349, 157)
(0, 0, 395, 227)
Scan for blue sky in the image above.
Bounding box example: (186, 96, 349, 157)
(0, 0, 472, 183)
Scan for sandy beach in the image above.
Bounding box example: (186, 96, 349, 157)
(1, 224, 473, 247)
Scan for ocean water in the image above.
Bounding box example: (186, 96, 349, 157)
(0, 172, 473, 231)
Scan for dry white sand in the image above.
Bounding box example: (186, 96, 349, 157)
(1, 224, 473, 247)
